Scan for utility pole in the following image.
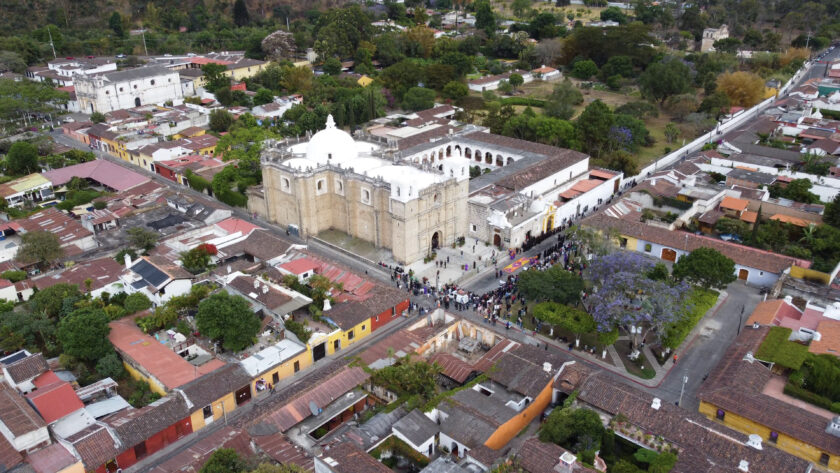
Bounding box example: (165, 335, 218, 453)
(47, 27, 57, 59)
(141, 23, 149, 56)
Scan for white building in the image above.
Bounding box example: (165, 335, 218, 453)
(75, 66, 184, 114)
(468, 70, 533, 92)
(120, 255, 193, 306)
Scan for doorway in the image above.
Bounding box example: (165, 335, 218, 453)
(661, 248, 677, 262)
(235, 386, 251, 406)
(333, 339, 340, 352)
(313, 342, 326, 361)
(493, 234, 501, 247)
(546, 215, 555, 232)
(431, 231, 440, 251)
(135, 97, 141, 107)
(738, 269, 749, 280)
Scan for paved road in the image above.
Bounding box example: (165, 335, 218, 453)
(792, 45, 840, 89)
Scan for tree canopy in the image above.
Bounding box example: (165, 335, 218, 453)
(196, 292, 260, 352)
(517, 266, 583, 304)
(533, 302, 596, 343)
(5, 141, 40, 176)
(539, 406, 605, 454)
(16, 230, 64, 268)
(672, 247, 736, 289)
(57, 307, 112, 362)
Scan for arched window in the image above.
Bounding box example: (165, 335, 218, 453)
(433, 193, 439, 203)
(281, 177, 290, 191)
(150, 79, 155, 85)
(362, 189, 371, 204)
(396, 187, 401, 197)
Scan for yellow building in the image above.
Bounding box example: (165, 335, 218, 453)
(226, 58, 267, 81)
(179, 364, 254, 432)
(698, 324, 840, 471)
(173, 126, 207, 140)
(240, 338, 312, 397)
(357, 75, 374, 87)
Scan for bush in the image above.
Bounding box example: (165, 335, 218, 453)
(96, 352, 125, 379)
(285, 318, 312, 343)
(0, 270, 27, 282)
(660, 288, 718, 349)
(123, 292, 152, 314)
(784, 382, 834, 410)
(501, 97, 546, 107)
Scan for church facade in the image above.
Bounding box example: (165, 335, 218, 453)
(249, 116, 470, 264)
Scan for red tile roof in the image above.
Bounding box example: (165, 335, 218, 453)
(108, 317, 225, 391)
(147, 426, 252, 473)
(26, 381, 84, 423)
(0, 382, 46, 436)
(31, 257, 123, 292)
(17, 208, 93, 248)
(320, 441, 391, 473)
(42, 160, 150, 191)
(584, 213, 808, 273)
(0, 433, 21, 472)
(214, 217, 262, 236)
(279, 257, 319, 275)
(429, 353, 476, 383)
(26, 443, 77, 473)
(720, 196, 749, 212)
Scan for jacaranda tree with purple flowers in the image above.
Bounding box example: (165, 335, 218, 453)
(584, 252, 690, 349)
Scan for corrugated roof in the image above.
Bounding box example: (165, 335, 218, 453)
(263, 366, 369, 432)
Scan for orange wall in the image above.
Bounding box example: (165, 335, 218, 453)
(484, 378, 554, 450)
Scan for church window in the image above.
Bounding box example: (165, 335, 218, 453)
(150, 79, 155, 85)
(316, 179, 326, 194)
(335, 179, 343, 194)
(281, 177, 291, 192)
(396, 187, 401, 197)
(361, 188, 371, 204)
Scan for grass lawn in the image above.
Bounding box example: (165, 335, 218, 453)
(615, 340, 657, 379)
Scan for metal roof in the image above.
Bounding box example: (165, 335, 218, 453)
(130, 259, 169, 288)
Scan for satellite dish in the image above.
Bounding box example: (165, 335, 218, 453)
(309, 401, 322, 416)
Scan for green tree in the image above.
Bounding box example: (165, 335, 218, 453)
(533, 302, 595, 345)
(209, 109, 234, 133)
(0, 80, 68, 122)
(545, 79, 583, 120)
(254, 89, 274, 106)
(5, 141, 39, 176)
(518, 266, 583, 304)
(638, 59, 692, 104)
(233, 0, 250, 27)
(442, 81, 469, 100)
(576, 99, 614, 157)
(108, 12, 124, 37)
(200, 448, 248, 473)
(127, 227, 158, 251)
(539, 406, 605, 453)
(202, 63, 230, 93)
(571, 59, 598, 80)
(474, 0, 497, 35)
(16, 231, 63, 268)
(508, 73, 524, 90)
(770, 179, 819, 204)
(124, 293, 153, 314)
(371, 357, 441, 399)
(196, 292, 260, 352)
(57, 308, 112, 362)
(698, 91, 730, 119)
(664, 122, 680, 144)
(600, 6, 627, 24)
(180, 245, 214, 274)
(512, 0, 532, 17)
(96, 352, 124, 379)
(672, 247, 736, 289)
(402, 87, 436, 111)
(90, 111, 106, 124)
(323, 57, 342, 76)
(29, 283, 81, 320)
(824, 193, 840, 228)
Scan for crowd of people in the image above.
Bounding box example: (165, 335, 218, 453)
(385, 231, 593, 328)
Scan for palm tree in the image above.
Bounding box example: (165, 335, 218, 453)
(800, 223, 818, 245)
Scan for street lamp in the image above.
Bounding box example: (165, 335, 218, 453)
(678, 373, 689, 407)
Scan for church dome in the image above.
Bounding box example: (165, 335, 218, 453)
(306, 115, 358, 164)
